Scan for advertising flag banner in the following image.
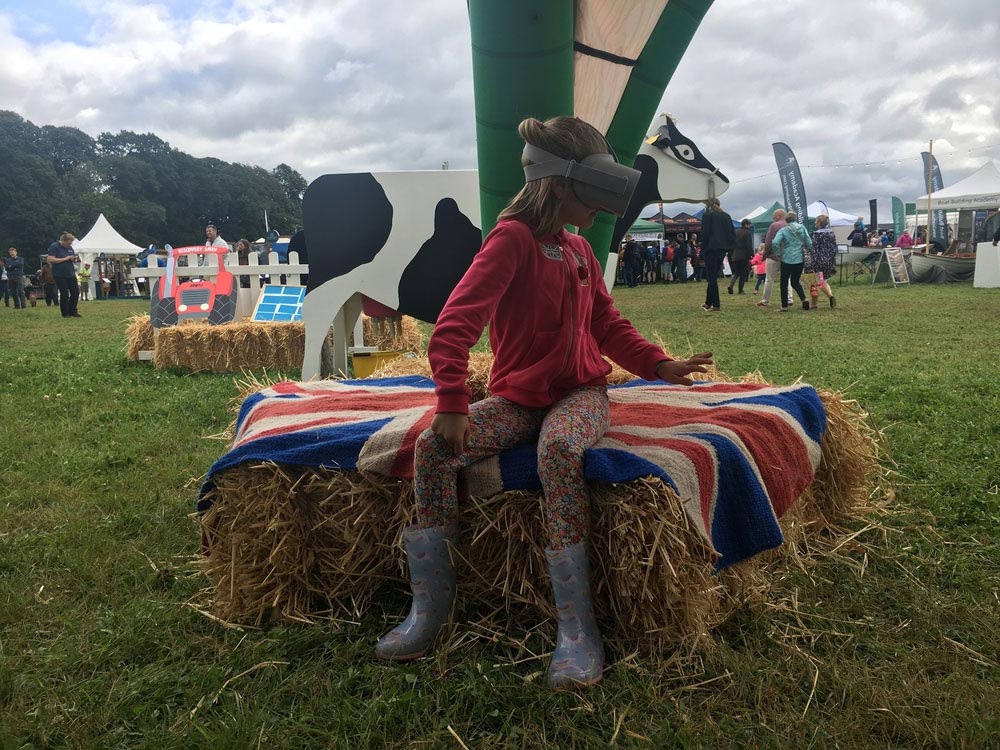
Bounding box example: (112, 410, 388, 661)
(869, 199, 878, 230)
(920, 152, 947, 249)
(772, 143, 808, 223)
(892, 197, 905, 238)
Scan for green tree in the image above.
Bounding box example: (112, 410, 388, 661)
(272, 163, 308, 202)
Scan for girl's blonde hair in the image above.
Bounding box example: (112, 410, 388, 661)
(815, 214, 830, 229)
(497, 116, 611, 236)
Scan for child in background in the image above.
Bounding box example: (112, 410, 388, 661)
(374, 115, 713, 689)
(750, 244, 767, 295)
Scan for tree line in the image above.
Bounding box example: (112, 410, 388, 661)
(0, 110, 306, 270)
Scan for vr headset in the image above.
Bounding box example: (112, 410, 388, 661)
(521, 142, 640, 218)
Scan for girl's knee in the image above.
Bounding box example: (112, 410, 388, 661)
(415, 427, 451, 461)
(537, 435, 584, 467)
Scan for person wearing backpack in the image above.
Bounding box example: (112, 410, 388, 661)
(644, 243, 659, 284)
(661, 241, 674, 282)
(771, 211, 812, 312)
(621, 235, 642, 287)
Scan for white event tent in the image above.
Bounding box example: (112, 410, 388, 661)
(915, 160, 1000, 210)
(72, 213, 146, 298)
(807, 201, 859, 226)
(740, 205, 768, 222)
(72, 213, 145, 265)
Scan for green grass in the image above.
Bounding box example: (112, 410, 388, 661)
(1, 281, 998, 749)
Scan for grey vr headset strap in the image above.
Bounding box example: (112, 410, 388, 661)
(522, 144, 629, 196)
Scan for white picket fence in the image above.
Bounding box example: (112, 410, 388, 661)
(133, 250, 308, 321)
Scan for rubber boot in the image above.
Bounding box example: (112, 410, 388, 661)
(830, 295, 836, 309)
(375, 525, 456, 661)
(546, 542, 604, 689)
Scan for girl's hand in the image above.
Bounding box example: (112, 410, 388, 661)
(656, 353, 714, 386)
(431, 412, 470, 456)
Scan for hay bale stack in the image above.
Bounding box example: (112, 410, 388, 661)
(153, 321, 305, 372)
(125, 314, 155, 361)
(198, 355, 883, 650)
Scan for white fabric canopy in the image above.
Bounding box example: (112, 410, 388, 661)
(807, 201, 859, 226)
(741, 206, 768, 221)
(73, 213, 145, 256)
(915, 160, 1000, 210)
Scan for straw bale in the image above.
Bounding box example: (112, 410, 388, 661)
(355, 315, 424, 354)
(199, 354, 884, 652)
(125, 314, 155, 361)
(153, 320, 306, 373)
(200, 465, 410, 624)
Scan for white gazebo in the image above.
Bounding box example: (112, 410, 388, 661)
(72, 214, 146, 298)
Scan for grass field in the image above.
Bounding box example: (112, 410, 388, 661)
(1, 279, 998, 749)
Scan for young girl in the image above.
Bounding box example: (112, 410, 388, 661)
(374, 116, 713, 689)
(750, 244, 767, 294)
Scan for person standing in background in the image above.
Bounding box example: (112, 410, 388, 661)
(756, 209, 786, 308)
(772, 211, 811, 312)
(200, 223, 229, 268)
(672, 234, 689, 283)
(46, 233, 81, 318)
(5, 247, 27, 309)
(78, 263, 92, 301)
(699, 200, 735, 311)
(750, 244, 767, 295)
(728, 218, 754, 295)
(806, 214, 838, 309)
(40, 262, 58, 306)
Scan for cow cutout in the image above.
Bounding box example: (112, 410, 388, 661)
(301, 120, 728, 380)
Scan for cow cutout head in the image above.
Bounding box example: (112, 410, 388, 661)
(645, 118, 727, 182)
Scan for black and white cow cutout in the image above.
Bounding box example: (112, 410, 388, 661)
(300, 119, 728, 380)
(301, 170, 482, 379)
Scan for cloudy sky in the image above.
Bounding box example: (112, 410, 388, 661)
(1, 0, 997, 221)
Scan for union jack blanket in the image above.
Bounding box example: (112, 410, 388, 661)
(200, 376, 826, 568)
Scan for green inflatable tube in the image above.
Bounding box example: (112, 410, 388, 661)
(580, 0, 715, 270)
(468, 0, 575, 239)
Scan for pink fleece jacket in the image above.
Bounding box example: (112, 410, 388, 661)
(428, 219, 670, 414)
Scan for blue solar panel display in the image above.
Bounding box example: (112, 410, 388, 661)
(251, 285, 306, 322)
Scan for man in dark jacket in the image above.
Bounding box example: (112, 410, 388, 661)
(699, 198, 735, 311)
(672, 235, 689, 283)
(46, 233, 81, 318)
(5, 247, 27, 309)
(621, 234, 642, 287)
(728, 218, 754, 295)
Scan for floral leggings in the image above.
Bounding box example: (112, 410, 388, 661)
(414, 385, 610, 550)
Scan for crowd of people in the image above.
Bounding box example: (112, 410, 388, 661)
(618, 202, 843, 312)
(0, 224, 239, 313)
(0, 236, 93, 316)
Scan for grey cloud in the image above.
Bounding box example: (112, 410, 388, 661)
(0, 0, 996, 218)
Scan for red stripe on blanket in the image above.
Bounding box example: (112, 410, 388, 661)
(607, 401, 814, 519)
